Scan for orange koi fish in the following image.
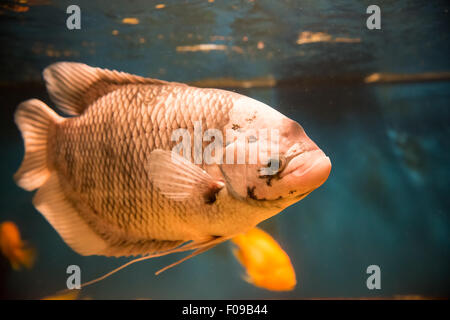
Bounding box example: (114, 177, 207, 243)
(232, 227, 296, 291)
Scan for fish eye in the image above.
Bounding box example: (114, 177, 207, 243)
(267, 158, 278, 169)
(266, 156, 285, 173)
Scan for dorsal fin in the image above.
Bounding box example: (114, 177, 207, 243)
(43, 62, 172, 116)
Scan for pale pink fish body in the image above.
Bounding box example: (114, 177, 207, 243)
(13, 62, 331, 260)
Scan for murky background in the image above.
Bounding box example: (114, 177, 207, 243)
(0, 0, 449, 299)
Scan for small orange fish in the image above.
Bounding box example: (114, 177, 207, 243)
(0, 221, 36, 270)
(232, 227, 296, 291)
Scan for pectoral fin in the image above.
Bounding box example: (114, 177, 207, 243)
(147, 149, 224, 204)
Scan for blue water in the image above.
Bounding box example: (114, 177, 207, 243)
(0, 0, 449, 299)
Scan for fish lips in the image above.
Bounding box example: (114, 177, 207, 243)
(279, 149, 331, 195)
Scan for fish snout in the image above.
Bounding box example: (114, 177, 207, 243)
(280, 149, 331, 195)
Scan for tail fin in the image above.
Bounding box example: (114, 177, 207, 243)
(14, 99, 61, 191)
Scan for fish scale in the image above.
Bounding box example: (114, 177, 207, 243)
(53, 83, 237, 244)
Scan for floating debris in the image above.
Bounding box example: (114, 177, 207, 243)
(296, 31, 331, 44)
(190, 75, 276, 88)
(0, 3, 29, 13)
(176, 44, 227, 52)
(31, 43, 80, 58)
(122, 17, 140, 25)
(210, 35, 231, 41)
(231, 46, 244, 54)
(334, 37, 361, 43)
(365, 72, 450, 84)
(296, 31, 360, 45)
(17, 0, 51, 5)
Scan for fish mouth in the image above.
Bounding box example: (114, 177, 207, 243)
(279, 149, 332, 193)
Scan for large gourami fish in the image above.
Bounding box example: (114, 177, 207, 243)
(14, 62, 331, 272)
